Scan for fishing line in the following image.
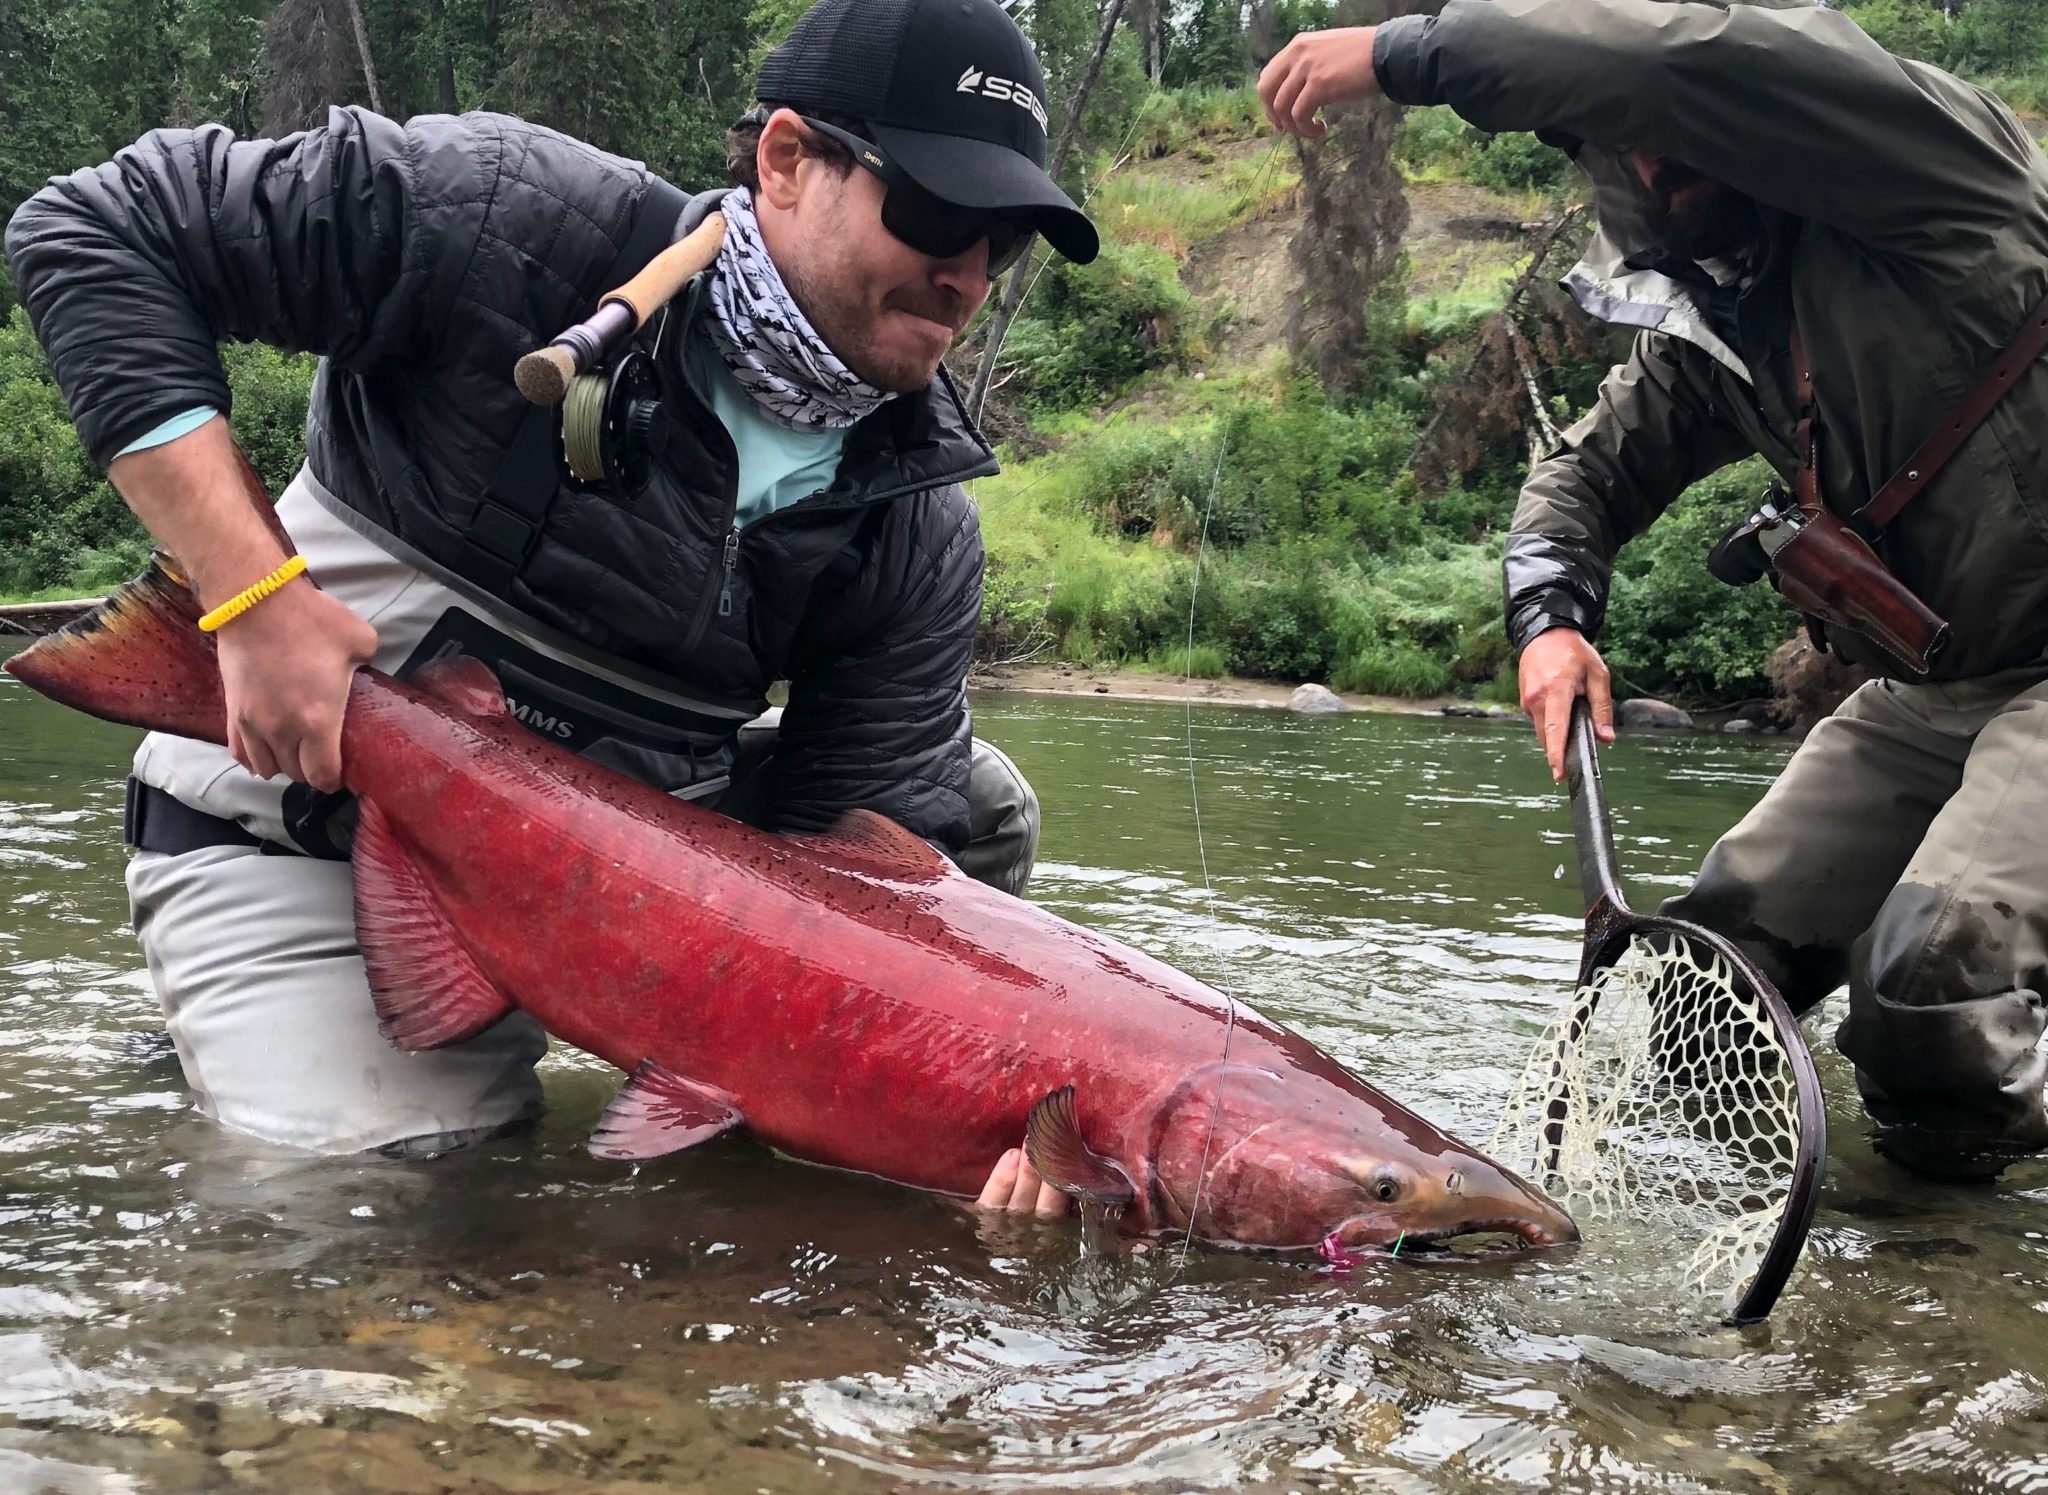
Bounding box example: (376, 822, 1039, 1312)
(1173, 134, 1291, 1270)
(970, 60, 1166, 430)
(954, 38, 1292, 1259)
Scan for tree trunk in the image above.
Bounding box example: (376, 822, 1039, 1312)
(1247, 0, 1280, 64)
(342, 0, 385, 113)
(1284, 0, 1438, 402)
(384, 0, 412, 119)
(262, 0, 339, 133)
(429, 0, 459, 113)
(967, 0, 1130, 421)
(481, 0, 504, 97)
(1128, 0, 1163, 78)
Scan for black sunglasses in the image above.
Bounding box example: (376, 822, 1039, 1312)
(796, 116, 1036, 276)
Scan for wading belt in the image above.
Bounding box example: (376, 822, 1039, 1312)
(124, 778, 303, 858)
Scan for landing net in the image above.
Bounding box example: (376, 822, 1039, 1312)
(1492, 933, 1805, 1318)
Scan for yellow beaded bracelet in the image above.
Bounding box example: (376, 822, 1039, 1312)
(196, 554, 310, 633)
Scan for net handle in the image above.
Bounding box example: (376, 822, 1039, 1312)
(1567, 699, 1632, 965)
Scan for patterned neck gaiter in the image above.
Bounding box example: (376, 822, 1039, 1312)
(703, 188, 890, 432)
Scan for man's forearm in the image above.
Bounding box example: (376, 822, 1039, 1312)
(108, 416, 291, 609)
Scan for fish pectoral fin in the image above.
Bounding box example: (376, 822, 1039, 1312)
(353, 801, 515, 1050)
(1024, 1086, 1136, 1212)
(590, 1060, 745, 1161)
(800, 809, 953, 883)
(409, 655, 511, 718)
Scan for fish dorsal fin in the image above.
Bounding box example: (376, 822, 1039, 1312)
(590, 1060, 745, 1161)
(410, 655, 511, 718)
(353, 800, 515, 1049)
(805, 809, 952, 883)
(1025, 1086, 1136, 1212)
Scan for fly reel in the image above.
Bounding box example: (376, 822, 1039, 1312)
(560, 350, 669, 493)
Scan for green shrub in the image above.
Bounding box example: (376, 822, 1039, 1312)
(1003, 240, 1192, 410)
(1090, 174, 1247, 258)
(222, 342, 319, 495)
(0, 308, 116, 594)
(1844, 0, 1948, 62)
(1206, 550, 1349, 678)
(1943, 0, 2048, 77)
(980, 438, 1518, 697)
(1183, 641, 1228, 678)
(1398, 108, 1567, 195)
(1398, 107, 1484, 182)
(1136, 640, 1228, 678)
(1119, 85, 1266, 160)
(1406, 279, 1514, 347)
(1602, 459, 1798, 701)
(1059, 384, 1420, 553)
(1325, 542, 1502, 695)
(0, 308, 316, 596)
(1468, 132, 1570, 194)
(1270, 0, 1341, 52)
(1334, 640, 1454, 697)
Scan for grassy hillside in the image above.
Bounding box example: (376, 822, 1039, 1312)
(967, 89, 1789, 707)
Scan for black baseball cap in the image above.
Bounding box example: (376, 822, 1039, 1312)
(754, 0, 1099, 264)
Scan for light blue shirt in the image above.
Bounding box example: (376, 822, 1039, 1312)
(687, 335, 847, 530)
(117, 335, 849, 532)
(115, 406, 218, 456)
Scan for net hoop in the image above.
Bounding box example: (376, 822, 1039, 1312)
(1499, 908, 1826, 1325)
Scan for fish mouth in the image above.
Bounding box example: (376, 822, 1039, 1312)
(1316, 1210, 1580, 1269)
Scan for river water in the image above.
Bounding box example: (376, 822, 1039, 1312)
(2, 658, 2045, 1493)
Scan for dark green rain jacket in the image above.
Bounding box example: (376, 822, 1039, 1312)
(1374, 0, 2048, 680)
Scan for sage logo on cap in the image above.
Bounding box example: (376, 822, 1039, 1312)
(953, 65, 1049, 135)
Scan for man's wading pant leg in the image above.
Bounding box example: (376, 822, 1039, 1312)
(128, 845, 548, 1156)
(1663, 672, 2048, 1175)
(954, 738, 1040, 896)
(1835, 675, 2048, 1174)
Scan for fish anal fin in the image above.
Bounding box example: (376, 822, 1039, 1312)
(802, 809, 951, 882)
(590, 1060, 744, 1161)
(1025, 1086, 1136, 1212)
(409, 655, 511, 718)
(353, 800, 514, 1049)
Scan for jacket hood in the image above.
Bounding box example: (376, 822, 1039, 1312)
(1554, 142, 1756, 381)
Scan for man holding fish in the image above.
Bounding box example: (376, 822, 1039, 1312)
(1262, 0, 2048, 1178)
(7, 0, 1093, 1198)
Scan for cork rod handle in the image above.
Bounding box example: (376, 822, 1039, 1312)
(513, 212, 728, 405)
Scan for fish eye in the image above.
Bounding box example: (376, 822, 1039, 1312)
(1373, 1173, 1402, 1203)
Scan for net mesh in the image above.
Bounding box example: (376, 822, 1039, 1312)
(1493, 933, 1804, 1315)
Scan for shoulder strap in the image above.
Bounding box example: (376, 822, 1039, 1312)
(1788, 321, 1822, 516)
(1861, 287, 2048, 529)
(466, 177, 692, 594)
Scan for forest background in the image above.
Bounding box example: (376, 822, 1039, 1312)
(4, 0, 2046, 708)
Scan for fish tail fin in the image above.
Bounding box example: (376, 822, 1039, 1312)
(3, 554, 229, 747)
(2, 444, 293, 748)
